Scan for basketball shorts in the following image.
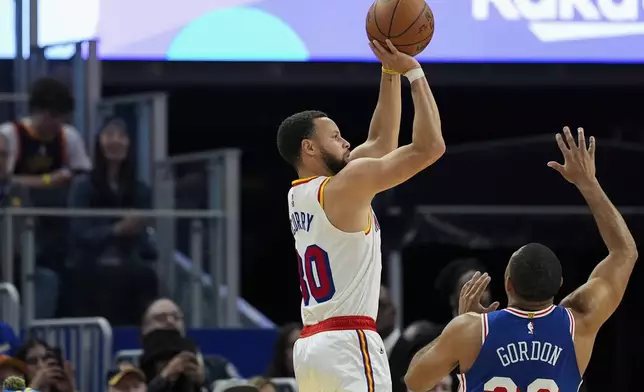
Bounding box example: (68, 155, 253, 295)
(293, 316, 392, 392)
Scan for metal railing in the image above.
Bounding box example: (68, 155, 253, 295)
(153, 149, 243, 327)
(0, 207, 239, 328)
(386, 204, 644, 326)
(0, 282, 20, 332)
(30, 317, 112, 392)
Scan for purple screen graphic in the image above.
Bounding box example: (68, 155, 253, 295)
(3, 0, 643, 62)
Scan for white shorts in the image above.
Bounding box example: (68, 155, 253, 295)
(293, 320, 392, 392)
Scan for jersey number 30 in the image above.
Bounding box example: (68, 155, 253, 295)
(485, 377, 559, 392)
(297, 245, 336, 306)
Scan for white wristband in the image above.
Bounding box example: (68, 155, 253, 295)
(404, 67, 425, 83)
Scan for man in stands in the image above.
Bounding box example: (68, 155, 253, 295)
(0, 76, 91, 186)
(141, 299, 239, 387)
(0, 77, 91, 315)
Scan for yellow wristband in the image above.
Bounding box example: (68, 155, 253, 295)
(41, 173, 52, 185)
(381, 66, 400, 75)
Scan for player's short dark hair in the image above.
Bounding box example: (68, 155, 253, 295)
(435, 258, 487, 300)
(509, 243, 562, 302)
(277, 110, 328, 167)
(28, 77, 74, 116)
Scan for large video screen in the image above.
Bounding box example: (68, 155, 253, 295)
(1, 0, 643, 63)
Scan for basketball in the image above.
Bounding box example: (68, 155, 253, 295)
(366, 0, 435, 57)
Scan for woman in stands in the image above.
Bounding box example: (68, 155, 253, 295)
(62, 117, 159, 325)
(13, 339, 74, 392)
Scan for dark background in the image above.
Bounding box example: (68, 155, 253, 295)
(4, 59, 643, 391)
(113, 75, 643, 391)
(172, 83, 642, 392)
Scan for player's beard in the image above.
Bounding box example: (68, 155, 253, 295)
(321, 149, 348, 175)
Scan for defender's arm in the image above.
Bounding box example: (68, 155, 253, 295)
(560, 179, 638, 331)
(349, 72, 402, 160)
(327, 71, 444, 203)
(405, 314, 475, 392)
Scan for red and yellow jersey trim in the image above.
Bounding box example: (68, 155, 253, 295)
(317, 177, 332, 208)
(291, 176, 319, 187)
(364, 213, 372, 235)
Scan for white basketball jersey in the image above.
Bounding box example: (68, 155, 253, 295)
(288, 176, 382, 326)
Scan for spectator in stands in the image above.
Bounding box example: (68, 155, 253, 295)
(0, 77, 91, 188)
(435, 258, 491, 318)
(64, 117, 158, 325)
(68, 117, 157, 266)
(0, 355, 26, 384)
(429, 259, 492, 391)
(381, 301, 445, 392)
(247, 377, 276, 392)
(0, 77, 91, 312)
(0, 133, 60, 318)
(108, 364, 147, 392)
(142, 299, 186, 336)
(141, 299, 239, 383)
(140, 329, 204, 392)
(264, 323, 300, 379)
(14, 339, 75, 392)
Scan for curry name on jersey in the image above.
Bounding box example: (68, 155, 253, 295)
(288, 176, 382, 326)
(459, 305, 582, 392)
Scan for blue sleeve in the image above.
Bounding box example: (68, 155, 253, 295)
(68, 175, 115, 248)
(0, 322, 20, 355)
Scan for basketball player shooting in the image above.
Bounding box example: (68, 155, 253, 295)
(404, 127, 638, 392)
(277, 40, 445, 392)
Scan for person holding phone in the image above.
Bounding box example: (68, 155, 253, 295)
(13, 340, 75, 392)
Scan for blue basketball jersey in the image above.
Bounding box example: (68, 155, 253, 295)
(458, 305, 582, 392)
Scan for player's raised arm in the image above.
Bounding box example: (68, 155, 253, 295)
(551, 127, 638, 332)
(348, 40, 403, 160)
(328, 42, 444, 204)
(404, 314, 473, 392)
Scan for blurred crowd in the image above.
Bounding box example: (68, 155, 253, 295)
(1, 296, 309, 392)
(0, 77, 159, 324)
(1, 257, 493, 392)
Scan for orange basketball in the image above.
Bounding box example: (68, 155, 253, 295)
(366, 0, 435, 57)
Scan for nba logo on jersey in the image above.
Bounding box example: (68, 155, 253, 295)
(527, 321, 534, 335)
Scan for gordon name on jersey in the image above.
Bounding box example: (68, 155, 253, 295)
(496, 340, 564, 367)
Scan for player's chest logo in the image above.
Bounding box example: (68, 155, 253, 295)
(528, 321, 535, 334)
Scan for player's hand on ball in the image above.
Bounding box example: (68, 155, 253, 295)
(458, 272, 500, 316)
(547, 126, 597, 186)
(369, 39, 420, 74)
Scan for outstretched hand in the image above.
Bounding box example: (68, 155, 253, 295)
(369, 39, 420, 74)
(458, 272, 500, 316)
(547, 126, 597, 186)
